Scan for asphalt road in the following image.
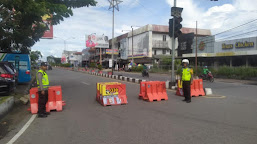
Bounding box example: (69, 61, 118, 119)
(112, 71, 257, 99)
(3, 68, 257, 144)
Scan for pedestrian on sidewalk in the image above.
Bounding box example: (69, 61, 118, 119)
(36, 62, 50, 118)
(181, 59, 193, 103)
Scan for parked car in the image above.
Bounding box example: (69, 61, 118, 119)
(0, 62, 16, 95)
(2, 61, 18, 85)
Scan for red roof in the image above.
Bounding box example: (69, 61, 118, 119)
(74, 52, 82, 55)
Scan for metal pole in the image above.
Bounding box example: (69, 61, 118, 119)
(100, 47, 102, 65)
(195, 21, 198, 75)
(131, 26, 134, 63)
(171, 0, 176, 83)
(111, 0, 115, 74)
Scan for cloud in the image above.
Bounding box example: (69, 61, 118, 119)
(166, 0, 257, 38)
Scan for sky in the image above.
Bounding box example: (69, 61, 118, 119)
(32, 0, 257, 60)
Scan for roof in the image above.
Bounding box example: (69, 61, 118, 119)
(74, 52, 82, 55)
(152, 25, 211, 36)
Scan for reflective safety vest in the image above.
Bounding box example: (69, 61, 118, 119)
(37, 69, 49, 88)
(182, 68, 192, 81)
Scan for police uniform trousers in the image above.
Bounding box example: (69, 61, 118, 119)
(182, 81, 191, 101)
(38, 90, 48, 114)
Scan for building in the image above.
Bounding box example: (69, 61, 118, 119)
(61, 50, 82, 66)
(182, 36, 257, 67)
(110, 24, 211, 66)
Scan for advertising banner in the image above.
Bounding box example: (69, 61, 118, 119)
(85, 34, 109, 48)
(106, 49, 118, 55)
(42, 15, 53, 39)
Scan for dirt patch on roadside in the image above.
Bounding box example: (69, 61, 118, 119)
(0, 103, 29, 140)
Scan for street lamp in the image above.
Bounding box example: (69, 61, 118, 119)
(54, 36, 75, 63)
(54, 36, 75, 50)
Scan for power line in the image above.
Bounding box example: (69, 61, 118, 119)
(214, 18, 257, 36)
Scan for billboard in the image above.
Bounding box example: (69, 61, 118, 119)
(106, 49, 118, 55)
(85, 34, 109, 48)
(42, 15, 53, 39)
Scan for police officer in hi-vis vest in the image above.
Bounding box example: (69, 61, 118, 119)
(181, 59, 193, 103)
(37, 62, 50, 118)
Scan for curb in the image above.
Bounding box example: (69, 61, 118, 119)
(0, 96, 14, 119)
(63, 68, 214, 94)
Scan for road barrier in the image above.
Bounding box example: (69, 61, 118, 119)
(96, 82, 128, 106)
(176, 79, 205, 97)
(176, 80, 183, 96)
(191, 79, 205, 96)
(108, 72, 113, 75)
(139, 81, 168, 102)
(28, 86, 66, 114)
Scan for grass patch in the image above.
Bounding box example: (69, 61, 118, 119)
(0, 96, 11, 105)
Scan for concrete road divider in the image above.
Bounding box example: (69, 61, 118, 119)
(96, 82, 128, 106)
(28, 86, 66, 114)
(135, 79, 139, 83)
(204, 88, 213, 95)
(139, 81, 168, 102)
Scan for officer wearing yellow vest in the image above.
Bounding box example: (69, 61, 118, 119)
(181, 59, 193, 103)
(37, 62, 50, 118)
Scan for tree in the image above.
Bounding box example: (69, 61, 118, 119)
(31, 50, 42, 64)
(0, 0, 97, 53)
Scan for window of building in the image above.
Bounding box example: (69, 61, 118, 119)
(162, 49, 166, 54)
(154, 50, 157, 55)
(163, 35, 166, 41)
(170, 50, 172, 54)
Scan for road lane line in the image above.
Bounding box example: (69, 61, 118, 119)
(81, 82, 90, 85)
(7, 114, 37, 144)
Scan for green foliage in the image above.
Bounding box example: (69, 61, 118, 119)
(90, 62, 96, 68)
(98, 64, 102, 70)
(0, 0, 97, 53)
(131, 66, 143, 72)
(60, 63, 71, 67)
(215, 66, 257, 79)
(161, 56, 172, 66)
(30, 51, 42, 63)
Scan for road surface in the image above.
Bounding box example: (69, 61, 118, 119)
(1, 68, 257, 144)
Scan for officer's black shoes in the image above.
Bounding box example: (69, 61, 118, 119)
(186, 100, 191, 103)
(38, 114, 48, 118)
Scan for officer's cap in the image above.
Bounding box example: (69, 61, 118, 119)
(41, 62, 47, 67)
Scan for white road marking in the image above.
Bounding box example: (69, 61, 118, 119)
(81, 82, 90, 85)
(7, 114, 37, 144)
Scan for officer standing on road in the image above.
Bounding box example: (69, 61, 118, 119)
(181, 59, 193, 103)
(37, 62, 50, 118)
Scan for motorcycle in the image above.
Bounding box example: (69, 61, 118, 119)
(142, 69, 149, 77)
(199, 71, 214, 82)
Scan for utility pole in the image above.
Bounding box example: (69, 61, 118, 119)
(109, 0, 122, 74)
(195, 21, 198, 74)
(131, 26, 134, 63)
(171, 0, 176, 83)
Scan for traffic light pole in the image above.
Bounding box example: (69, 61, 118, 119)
(171, 0, 176, 83)
(111, 0, 114, 74)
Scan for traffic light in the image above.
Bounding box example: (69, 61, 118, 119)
(169, 17, 183, 38)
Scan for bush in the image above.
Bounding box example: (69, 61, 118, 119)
(98, 64, 103, 70)
(215, 66, 257, 79)
(61, 63, 71, 67)
(131, 66, 143, 72)
(90, 62, 96, 68)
